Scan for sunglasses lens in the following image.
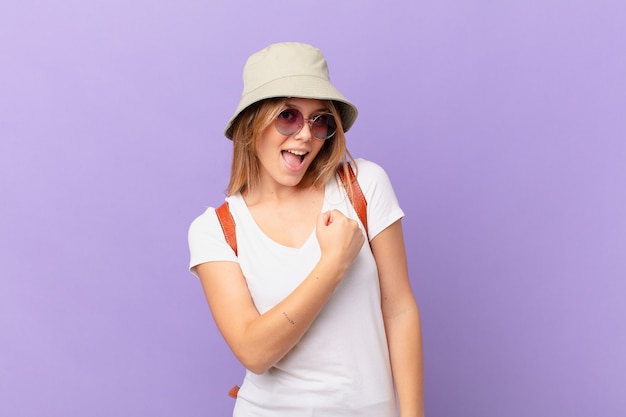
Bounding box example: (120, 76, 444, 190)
(275, 109, 302, 136)
(312, 114, 336, 140)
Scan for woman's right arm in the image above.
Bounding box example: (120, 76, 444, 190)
(196, 209, 364, 374)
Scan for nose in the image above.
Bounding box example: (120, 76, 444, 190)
(293, 119, 313, 141)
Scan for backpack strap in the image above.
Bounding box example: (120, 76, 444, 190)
(337, 163, 368, 238)
(215, 163, 368, 257)
(228, 385, 240, 399)
(215, 202, 238, 256)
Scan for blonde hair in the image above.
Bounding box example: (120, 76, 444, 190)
(227, 98, 354, 196)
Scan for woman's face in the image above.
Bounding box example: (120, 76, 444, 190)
(255, 98, 329, 190)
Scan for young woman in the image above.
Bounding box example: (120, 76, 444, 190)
(188, 42, 424, 417)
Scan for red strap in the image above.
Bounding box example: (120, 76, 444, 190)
(215, 202, 238, 256)
(228, 385, 240, 399)
(337, 163, 368, 238)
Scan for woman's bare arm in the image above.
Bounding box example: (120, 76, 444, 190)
(196, 209, 364, 374)
(372, 220, 425, 417)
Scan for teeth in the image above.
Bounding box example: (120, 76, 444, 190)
(286, 150, 307, 156)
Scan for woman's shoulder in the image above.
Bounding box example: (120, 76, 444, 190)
(187, 201, 240, 271)
(351, 158, 392, 185)
(188, 206, 219, 235)
(188, 194, 244, 235)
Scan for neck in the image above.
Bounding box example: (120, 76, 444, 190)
(244, 178, 320, 208)
(245, 171, 316, 202)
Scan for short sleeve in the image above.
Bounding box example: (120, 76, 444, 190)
(353, 159, 405, 240)
(188, 207, 239, 277)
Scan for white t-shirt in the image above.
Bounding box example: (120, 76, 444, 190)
(188, 159, 404, 417)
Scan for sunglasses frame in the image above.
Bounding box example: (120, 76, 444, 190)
(274, 108, 337, 140)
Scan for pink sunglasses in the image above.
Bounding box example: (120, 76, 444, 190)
(274, 108, 337, 140)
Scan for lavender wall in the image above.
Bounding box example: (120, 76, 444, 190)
(1, 1, 625, 416)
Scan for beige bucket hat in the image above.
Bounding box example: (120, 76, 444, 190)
(224, 42, 358, 139)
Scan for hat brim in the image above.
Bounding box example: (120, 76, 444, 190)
(224, 75, 358, 139)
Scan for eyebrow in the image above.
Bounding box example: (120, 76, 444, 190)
(284, 101, 330, 114)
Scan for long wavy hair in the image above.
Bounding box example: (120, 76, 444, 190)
(226, 98, 355, 196)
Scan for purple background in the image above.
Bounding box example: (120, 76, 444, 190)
(1, 1, 625, 416)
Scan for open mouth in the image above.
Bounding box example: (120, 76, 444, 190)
(282, 149, 308, 169)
